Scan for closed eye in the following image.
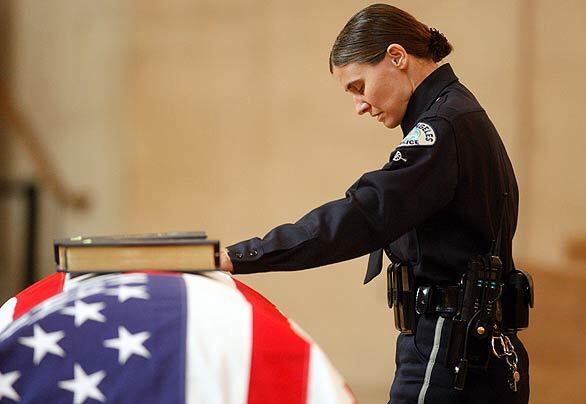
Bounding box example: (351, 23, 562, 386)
(345, 80, 364, 95)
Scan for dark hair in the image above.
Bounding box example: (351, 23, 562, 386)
(329, 4, 452, 72)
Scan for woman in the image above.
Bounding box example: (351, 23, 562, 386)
(221, 4, 529, 403)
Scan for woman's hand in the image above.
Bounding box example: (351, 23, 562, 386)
(219, 248, 234, 272)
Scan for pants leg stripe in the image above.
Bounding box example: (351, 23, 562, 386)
(417, 316, 445, 404)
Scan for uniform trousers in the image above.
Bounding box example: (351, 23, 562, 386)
(389, 314, 530, 404)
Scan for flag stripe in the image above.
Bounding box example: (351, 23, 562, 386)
(183, 274, 252, 404)
(306, 345, 357, 404)
(233, 279, 310, 404)
(0, 297, 17, 334)
(13, 273, 67, 319)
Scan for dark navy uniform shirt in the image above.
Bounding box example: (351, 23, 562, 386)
(227, 64, 518, 286)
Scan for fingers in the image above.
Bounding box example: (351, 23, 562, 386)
(219, 248, 234, 273)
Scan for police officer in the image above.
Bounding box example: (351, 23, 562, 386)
(220, 4, 530, 403)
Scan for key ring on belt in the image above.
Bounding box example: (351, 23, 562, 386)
(491, 330, 518, 368)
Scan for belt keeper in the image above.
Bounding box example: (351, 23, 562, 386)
(416, 286, 432, 315)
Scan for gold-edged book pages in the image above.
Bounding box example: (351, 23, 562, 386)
(54, 232, 219, 273)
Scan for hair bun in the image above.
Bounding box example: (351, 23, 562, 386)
(428, 28, 452, 62)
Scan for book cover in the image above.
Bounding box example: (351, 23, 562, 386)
(54, 231, 219, 273)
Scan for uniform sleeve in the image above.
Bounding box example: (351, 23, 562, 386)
(227, 117, 458, 274)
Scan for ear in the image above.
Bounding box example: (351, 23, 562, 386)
(386, 44, 408, 69)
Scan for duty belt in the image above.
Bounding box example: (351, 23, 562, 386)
(415, 285, 460, 316)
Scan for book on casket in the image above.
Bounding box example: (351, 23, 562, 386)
(54, 231, 219, 273)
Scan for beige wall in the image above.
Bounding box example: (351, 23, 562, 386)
(125, 1, 524, 399)
(2, 1, 586, 403)
(1, 0, 131, 293)
(524, 0, 586, 264)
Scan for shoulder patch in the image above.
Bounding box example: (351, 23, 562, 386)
(398, 122, 436, 147)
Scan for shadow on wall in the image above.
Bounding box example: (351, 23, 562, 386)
(0, 1, 11, 173)
(0, 0, 15, 302)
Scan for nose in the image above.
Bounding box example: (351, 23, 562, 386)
(353, 95, 370, 115)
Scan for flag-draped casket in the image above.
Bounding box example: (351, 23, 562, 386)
(0, 272, 355, 404)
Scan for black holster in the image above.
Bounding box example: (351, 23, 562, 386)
(500, 268, 534, 332)
(445, 256, 535, 390)
(387, 262, 416, 334)
(446, 254, 503, 369)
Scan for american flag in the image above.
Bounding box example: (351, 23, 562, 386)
(0, 272, 355, 404)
